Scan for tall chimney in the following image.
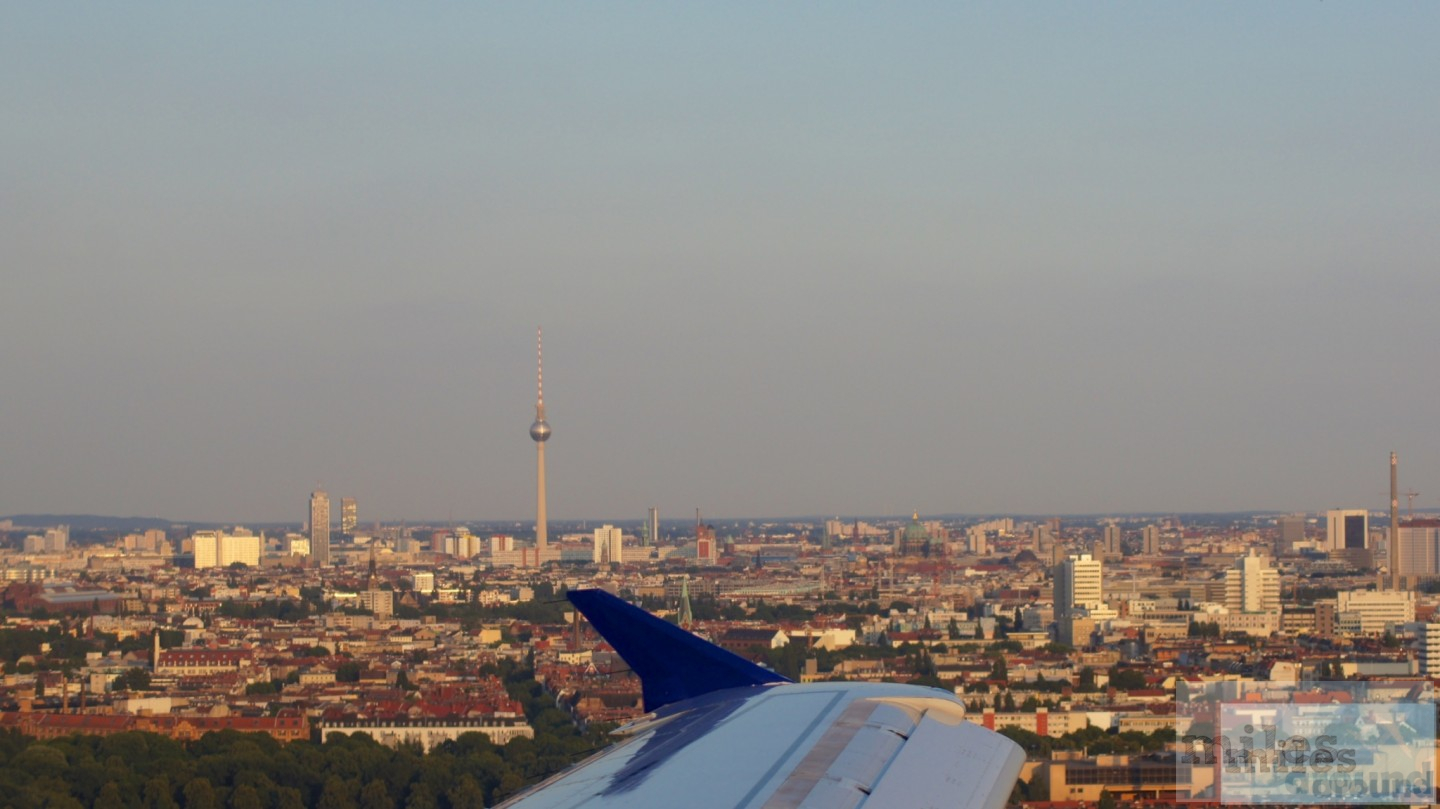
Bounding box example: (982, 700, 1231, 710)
(1391, 451, 1400, 590)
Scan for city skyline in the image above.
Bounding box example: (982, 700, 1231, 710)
(3, 5, 1439, 522)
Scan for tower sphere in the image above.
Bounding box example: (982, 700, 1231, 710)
(530, 419, 551, 442)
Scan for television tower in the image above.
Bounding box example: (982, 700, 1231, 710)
(530, 328, 551, 554)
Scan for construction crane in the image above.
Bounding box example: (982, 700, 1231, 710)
(1406, 491, 1420, 518)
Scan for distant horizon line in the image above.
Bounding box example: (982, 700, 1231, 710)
(5, 508, 1432, 530)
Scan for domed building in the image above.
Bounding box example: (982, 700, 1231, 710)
(900, 513, 930, 557)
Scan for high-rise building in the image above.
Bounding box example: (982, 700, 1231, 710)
(967, 525, 989, 556)
(1335, 589, 1414, 635)
(341, 498, 357, 534)
(1142, 525, 1161, 555)
(593, 524, 623, 564)
(529, 328, 551, 555)
(193, 531, 219, 569)
(1053, 553, 1103, 621)
(1393, 519, 1440, 588)
(1102, 522, 1122, 557)
(647, 508, 659, 547)
(1032, 525, 1053, 555)
(696, 512, 716, 566)
(1224, 550, 1281, 614)
(192, 530, 262, 569)
(310, 490, 331, 566)
(24, 526, 69, 554)
(1420, 623, 1440, 677)
(358, 589, 394, 618)
(1326, 509, 1368, 551)
(1277, 514, 1306, 556)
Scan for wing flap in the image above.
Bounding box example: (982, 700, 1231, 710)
(861, 711, 1026, 809)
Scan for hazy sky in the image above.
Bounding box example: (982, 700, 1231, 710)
(4, 4, 1438, 523)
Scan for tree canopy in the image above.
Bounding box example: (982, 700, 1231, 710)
(0, 659, 613, 808)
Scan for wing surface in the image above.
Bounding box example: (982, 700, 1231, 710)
(499, 589, 1025, 809)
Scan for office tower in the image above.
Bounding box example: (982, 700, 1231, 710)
(1421, 624, 1440, 677)
(285, 535, 310, 557)
(310, 490, 331, 565)
(647, 508, 659, 547)
(1053, 553, 1103, 621)
(696, 510, 716, 566)
(1089, 539, 1107, 562)
(1325, 509, 1368, 551)
(1224, 550, 1281, 614)
(593, 524, 623, 564)
(1277, 514, 1305, 556)
(968, 525, 988, 556)
(461, 533, 483, 558)
(191, 530, 261, 569)
(1142, 525, 1161, 555)
(223, 530, 261, 567)
(24, 526, 70, 554)
(193, 531, 219, 569)
(529, 328, 551, 554)
(1032, 524, 1052, 555)
(1393, 519, 1440, 588)
(1334, 589, 1414, 634)
(341, 497, 357, 534)
(1390, 452, 1401, 589)
(1102, 522, 1121, 557)
(359, 588, 394, 618)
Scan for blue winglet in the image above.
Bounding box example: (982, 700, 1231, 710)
(567, 588, 791, 712)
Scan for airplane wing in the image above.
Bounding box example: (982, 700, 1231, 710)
(497, 588, 1025, 809)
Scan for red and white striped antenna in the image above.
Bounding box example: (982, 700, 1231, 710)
(535, 327, 546, 420)
(529, 327, 551, 442)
